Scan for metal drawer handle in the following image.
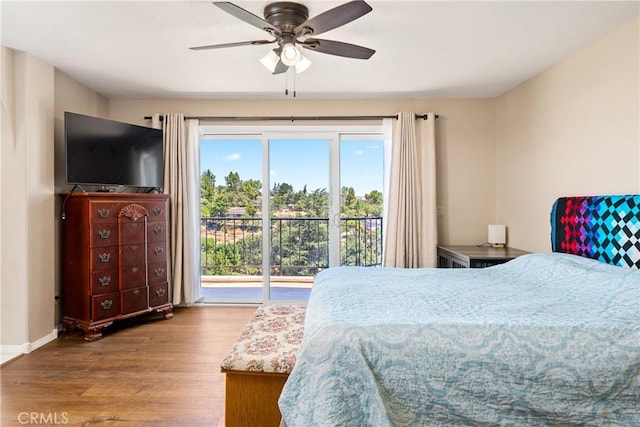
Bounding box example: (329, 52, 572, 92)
(153, 208, 162, 216)
(98, 229, 110, 239)
(131, 267, 138, 273)
(98, 276, 111, 286)
(154, 247, 164, 255)
(100, 299, 113, 310)
(130, 245, 138, 251)
(99, 253, 111, 263)
(97, 209, 110, 218)
(133, 289, 140, 295)
(153, 226, 164, 235)
(156, 288, 166, 297)
(154, 267, 164, 277)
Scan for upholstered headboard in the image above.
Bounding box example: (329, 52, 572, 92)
(551, 195, 640, 269)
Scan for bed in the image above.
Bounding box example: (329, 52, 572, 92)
(278, 195, 640, 426)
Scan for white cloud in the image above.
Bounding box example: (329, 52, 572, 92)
(270, 170, 278, 177)
(354, 150, 364, 155)
(226, 153, 241, 161)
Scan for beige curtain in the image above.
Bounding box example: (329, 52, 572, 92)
(152, 113, 200, 305)
(383, 112, 438, 268)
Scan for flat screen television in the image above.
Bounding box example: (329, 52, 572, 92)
(64, 112, 164, 189)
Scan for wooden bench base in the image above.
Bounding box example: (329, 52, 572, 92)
(224, 369, 288, 427)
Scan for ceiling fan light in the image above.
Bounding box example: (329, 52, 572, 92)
(281, 43, 301, 66)
(295, 55, 311, 73)
(259, 50, 280, 73)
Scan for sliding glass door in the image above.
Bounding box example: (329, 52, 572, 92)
(199, 136, 264, 303)
(339, 136, 384, 267)
(199, 126, 383, 304)
(268, 138, 330, 300)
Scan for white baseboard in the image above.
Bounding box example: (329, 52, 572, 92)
(1, 328, 58, 365)
(1, 344, 27, 365)
(28, 328, 58, 353)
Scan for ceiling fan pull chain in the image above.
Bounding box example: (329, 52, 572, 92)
(293, 70, 297, 98)
(285, 70, 289, 96)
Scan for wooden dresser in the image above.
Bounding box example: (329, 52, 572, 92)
(61, 192, 173, 341)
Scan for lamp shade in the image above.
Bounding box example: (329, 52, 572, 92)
(295, 56, 311, 73)
(259, 50, 280, 73)
(281, 43, 302, 66)
(488, 224, 506, 247)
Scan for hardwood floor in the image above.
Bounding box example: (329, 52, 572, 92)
(1, 306, 256, 427)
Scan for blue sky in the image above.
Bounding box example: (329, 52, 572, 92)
(200, 138, 383, 196)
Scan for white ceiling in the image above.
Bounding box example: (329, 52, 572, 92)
(1, 1, 638, 100)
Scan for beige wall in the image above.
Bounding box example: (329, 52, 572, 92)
(1, 47, 26, 353)
(1, 47, 56, 358)
(109, 97, 497, 245)
(495, 17, 640, 252)
(52, 71, 110, 327)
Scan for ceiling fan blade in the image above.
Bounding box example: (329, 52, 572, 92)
(301, 38, 375, 59)
(190, 39, 275, 51)
(295, 0, 372, 37)
(213, 2, 280, 36)
(273, 60, 289, 75)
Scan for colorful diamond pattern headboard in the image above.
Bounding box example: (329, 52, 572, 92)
(551, 195, 640, 269)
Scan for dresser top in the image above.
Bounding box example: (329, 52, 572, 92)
(61, 192, 168, 200)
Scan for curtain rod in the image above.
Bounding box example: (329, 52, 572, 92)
(143, 113, 438, 122)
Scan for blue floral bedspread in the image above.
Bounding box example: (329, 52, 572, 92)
(278, 253, 640, 426)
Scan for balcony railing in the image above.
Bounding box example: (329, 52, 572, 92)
(200, 216, 383, 277)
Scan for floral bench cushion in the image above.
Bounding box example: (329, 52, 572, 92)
(221, 305, 306, 374)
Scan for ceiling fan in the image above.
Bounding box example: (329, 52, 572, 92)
(190, 1, 376, 74)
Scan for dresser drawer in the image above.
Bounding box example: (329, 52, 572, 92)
(91, 247, 117, 270)
(147, 221, 167, 243)
(121, 264, 147, 290)
(120, 220, 146, 244)
(90, 223, 118, 248)
(122, 287, 149, 314)
(148, 241, 167, 264)
(149, 283, 169, 307)
(148, 262, 167, 285)
(121, 243, 146, 266)
(90, 203, 118, 223)
(91, 270, 119, 294)
(146, 202, 167, 222)
(91, 292, 120, 321)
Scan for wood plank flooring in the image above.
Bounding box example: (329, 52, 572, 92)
(1, 306, 256, 427)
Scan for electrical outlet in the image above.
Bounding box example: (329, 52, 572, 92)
(437, 206, 444, 216)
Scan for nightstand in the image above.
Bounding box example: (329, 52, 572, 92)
(437, 245, 529, 268)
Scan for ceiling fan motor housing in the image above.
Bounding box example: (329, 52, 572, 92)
(264, 2, 309, 32)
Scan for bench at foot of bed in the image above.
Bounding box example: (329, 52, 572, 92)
(221, 305, 305, 427)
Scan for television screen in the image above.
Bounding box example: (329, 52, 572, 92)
(65, 112, 164, 189)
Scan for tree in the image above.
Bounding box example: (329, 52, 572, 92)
(211, 193, 231, 217)
(200, 170, 218, 217)
(364, 190, 383, 216)
(244, 202, 257, 217)
(271, 182, 294, 211)
(342, 186, 356, 208)
(225, 171, 240, 190)
(241, 179, 262, 201)
(364, 190, 382, 205)
(295, 188, 329, 217)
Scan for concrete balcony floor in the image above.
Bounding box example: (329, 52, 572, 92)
(202, 275, 313, 288)
(200, 275, 313, 300)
